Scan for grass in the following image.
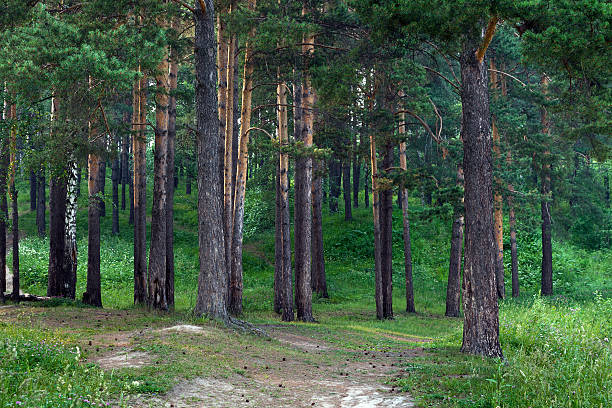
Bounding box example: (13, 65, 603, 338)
(3, 174, 612, 407)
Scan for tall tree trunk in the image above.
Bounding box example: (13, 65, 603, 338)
(311, 159, 328, 298)
(194, 0, 229, 320)
(229, 0, 257, 316)
(353, 136, 360, 208)
(540, 75, 553, 297)
(364, 163, 369, 208)
(398, 112, 414, 313)
(278, 77, 293, 321)
(64, 160, 78, 299)
(128, 162, 134, 225)
(446, 166, 464, 317)
(148, 39, 170, 311)
(29, 170, 36, 211)
(294, 15, 315, 322)
(111, 156, 120, 235)
(217, 5, 229, 196)
(490, 60, 505, 299)
(8, 102, 19, 301)
(342, 157, 352, 220)
(36, 169, 45, 236)
(380, 142, 393, 319)
(368, 83, 383, 320)
(223, 14, 237, 289)
(133, 74, 148, 305)
(274, 162, 282, 314)
(0, 135, 7, 298)
(231, 43, 240, 213)
(84, 150, 102, 307)
(459, 27, 503, 358)
(166, 41, 178, 309)
(47, 176, 68, 298)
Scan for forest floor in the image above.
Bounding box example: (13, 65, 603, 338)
(0, 304, 416, 407)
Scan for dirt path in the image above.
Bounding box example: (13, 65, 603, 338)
(125, 327, 414, 408)
(0, 306, 415, 408)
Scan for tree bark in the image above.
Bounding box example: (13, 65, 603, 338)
(128, 161, 134, 225)
(294, 16, 315, 322)
(121, 108, 130, 211)
(84, 150, 102, 307)
(274, 162, 282, 314)
(540, 75, 553, 297)
(446, 166, 464, 317)
(342, 157, 352, 220)
(490, 60, 505, 299)
(311, 159, 328, 298)
(193, 0, 229, 320)
(133, 74, 147, 305)
(148, 40, 170, 311)
(0, 135, 7, 298)
(48, 176, 68, 297)
(368, 82, 383, 320)
(364, 163, 369, 208)
(166, 41, 179, 309)
(63, 160, 78, 299)
(380, 142, 393, 319)
(278, 77, 293, 321)
(229, 0, 257, 316)
(459, 32, 502, 358)
(36, 169, 46, 237)
(223, 13, 237, 289)
(398, 113, 414, 313)
(8, 102, 19, 301)
(353, 136, 360, 208)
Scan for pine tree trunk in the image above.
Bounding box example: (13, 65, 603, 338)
(368, 83, 383, 319)
(194, 0, 229, 320)
(0, 135, 7, 298)
(278, 78, 293, 321)
(380, 142, 393, 319)
(459, 32, 502, 358)
(166, 43, 178, 309)
(111, 157, 120, 235)
(217, 7, 229, 196)
(148, 40, 170, 311)
(36, 169, 45, 237)
(229, 0, 257, 316)
(353, 135, 360, 208)
(62, 161, 78, 299)
(47, 173, 68, 298)
(128, 162, 134, 225)
(364, 164, 369, 208)
(342, 157, 352, 220)
(446, 166, 464, 317)
(311, 159, 328, 298)
(29, 170, 36, 211)
(133, 74, 147, 305)
(274, 162, 282, 314)
(223, 20, 237, 288)
(48, 174, 69, 297)
(84, 151, 102, 307)
(540, 77, 553, 297)
(8, 102, 19, 301)
(399, 127, 414, 313)
(294, 20, 315, 322)
(490, 61, 505, 299)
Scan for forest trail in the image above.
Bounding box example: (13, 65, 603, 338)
(0, 305, 415, 407)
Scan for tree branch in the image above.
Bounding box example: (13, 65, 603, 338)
(476, 16, 499, 64)
(170, 0, 196, 14)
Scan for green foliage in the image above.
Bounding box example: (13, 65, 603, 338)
(0, 324, 120, 408)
